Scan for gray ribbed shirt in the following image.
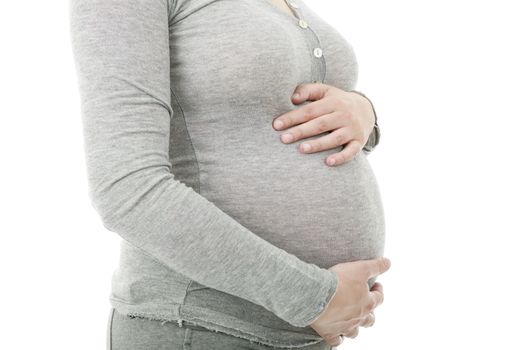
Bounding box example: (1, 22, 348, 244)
(69, 0, 385, 348)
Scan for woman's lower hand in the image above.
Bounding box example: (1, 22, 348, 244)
(272, 83, 376, 167)
(334, 297, 377, 344)
(308, 257, 391, 347)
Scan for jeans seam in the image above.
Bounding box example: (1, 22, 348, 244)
(107, 308, 115, 350)
(183, 327, 193, 350)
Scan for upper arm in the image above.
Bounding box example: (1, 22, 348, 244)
(69, 0, 174, 222)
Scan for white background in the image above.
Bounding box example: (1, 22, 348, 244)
(0, 0, 523, 349)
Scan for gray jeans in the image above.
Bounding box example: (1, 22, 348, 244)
(107, 308, 335, 350)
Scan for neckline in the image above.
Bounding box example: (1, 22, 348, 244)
(259, 0, 302, 23)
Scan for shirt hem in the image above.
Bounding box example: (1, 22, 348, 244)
(109, 298, 325, 349)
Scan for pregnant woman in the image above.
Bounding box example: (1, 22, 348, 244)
(69, 0, 391, 349)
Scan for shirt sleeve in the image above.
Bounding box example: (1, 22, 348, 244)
(363, 122, 380, 154)
(350, 90, 380, 154)
(68, 0, 338, 328)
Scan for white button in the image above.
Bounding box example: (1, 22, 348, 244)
(298, 19, 308, 29)
(289, 1, 300, 9)
(313, 47, 323, 58)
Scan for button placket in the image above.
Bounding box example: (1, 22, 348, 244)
(288, 0, 300, 9)
(307, 28, 327, 83)
(284, 0, 327, 83)
(298, 19, 308, 29)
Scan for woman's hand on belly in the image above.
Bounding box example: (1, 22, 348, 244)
(309, 257, 392, 347)
(272, 82, 376, 167)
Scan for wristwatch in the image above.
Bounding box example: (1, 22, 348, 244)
(349, 90, 381, 153)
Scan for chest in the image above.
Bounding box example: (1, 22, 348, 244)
(169, 0, 359, 110)
(267, 0, 297, 18)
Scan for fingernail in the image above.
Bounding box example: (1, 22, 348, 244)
(281, 133, 293, 143)
(302, 143, 311, 152)
(274, 119, 284, 130)
(292, 93, 300, 99)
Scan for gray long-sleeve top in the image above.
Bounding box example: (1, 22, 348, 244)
(69, 0, 385, 347)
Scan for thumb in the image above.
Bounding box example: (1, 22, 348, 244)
(362, 257, 391, 279)
(291, 82, 330, 103)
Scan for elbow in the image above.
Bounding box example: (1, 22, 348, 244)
(86, 179, 128, 233)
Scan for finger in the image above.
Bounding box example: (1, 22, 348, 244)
(370, 282, 383, 293)
(367, 288, 385, 310)
(343, 327, 359, 339)
(361, 312, 375, 328)
(363, 257, 392, 279)
(325, 334, 344, 347)
(326, 138, 362, 166)
(341, 324, 358, 336)
(273, 96, 338, 131)
(296, 119, 351, 151)
(280, 112, 342, 145)
(345, 317, 363, 329)
(291, 82, 331, 103)
(339, 335, 345, 345)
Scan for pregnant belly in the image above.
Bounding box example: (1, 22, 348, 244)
(197, 128, 386, 271)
